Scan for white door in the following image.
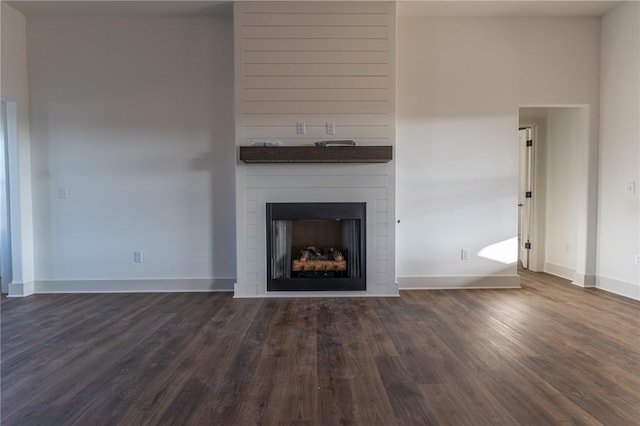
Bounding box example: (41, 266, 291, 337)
(518, 128, 533, 269)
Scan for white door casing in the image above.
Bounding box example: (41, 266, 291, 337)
(518, 127, 533, 269)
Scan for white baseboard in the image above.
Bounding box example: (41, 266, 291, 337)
(233, 292, 400, 299)
(572, 272, 596, 288)
(596, 276, 640, 301)
(397, 275, 521, 290)
(34, 278, 235, 294)
(544, 262, 574, 281)
(7, 281, 35, 297)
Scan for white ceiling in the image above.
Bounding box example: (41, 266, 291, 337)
(7, 1, 233, 17)
(7, 0, 622, 17)
(397, 1, 621, 17)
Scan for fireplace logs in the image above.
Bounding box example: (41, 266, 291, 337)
(292, 246, 347, 272)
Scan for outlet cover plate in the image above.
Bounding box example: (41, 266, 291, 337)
(58, 187, 68, 199)
(461, 248, 469, 260)
(627, 181, 636, 194)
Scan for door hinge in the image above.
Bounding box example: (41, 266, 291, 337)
(526, 139, 533, 147)
(525, 191, 532, 198)
(524, 242, 531, 250)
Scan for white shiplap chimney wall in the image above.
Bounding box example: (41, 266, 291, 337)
(233, 1, 397, 297)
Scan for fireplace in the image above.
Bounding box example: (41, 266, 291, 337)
(266, 202, 366, 291)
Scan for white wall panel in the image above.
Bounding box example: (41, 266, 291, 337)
(396, 16, 600, 284)
(27, 16, 236, 283)
(244, 38, 388, 52)
(244, 113, 389, 127)
(240, 2, 391, 14)
(244, 89, 389, 102)
(244, 125, 388, 139)
(244, 76, 389, 89)
(242, 25, 388, 39)
(243, 63, 389, 76)
(597, 2, 640, 299)
(244, 101, 389, 114)
(244, 50, 389, 64)
(242, 13, 390, 26)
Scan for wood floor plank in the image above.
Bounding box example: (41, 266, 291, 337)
(420, 383, 504, 426)
(375, 355, 437, 425)
(520, 355, 640, 425)
(315, 300, 359, 426)
(2, 293, 179, 424)
(66, 293, 227, 425)
(420, 374, 520, 426)
(258, 300, 318, 425)
(155, 298, 267, 425)
(1, 293, 143, 365)
(330, 299, 397, 425)
(2, 268, 639, 425)
(118, 296, 262, 425)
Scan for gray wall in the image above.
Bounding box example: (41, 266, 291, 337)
(597, 1, 640, 298)
(27, 15, 235, 283)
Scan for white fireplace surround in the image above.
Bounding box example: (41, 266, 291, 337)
(234, 163, 398, 297)
(233, 2, 397, 297)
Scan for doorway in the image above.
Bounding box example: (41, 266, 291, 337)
(518, 106, 586, 280)
(518, 127, 533, 269)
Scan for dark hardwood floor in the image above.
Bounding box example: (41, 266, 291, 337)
(2, 269, 639, 425)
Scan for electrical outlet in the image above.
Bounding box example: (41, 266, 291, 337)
(326, 122, 335, 135)
(58, 187, 68, 199)
(461, 248, 469, 260)
(296, 121, 306, 135)
(134, 251, 143, 263)
(635, 255, 640, 266)
(627, 181, 636, 195)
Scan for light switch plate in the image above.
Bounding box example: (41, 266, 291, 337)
(326, 122, 335, 135)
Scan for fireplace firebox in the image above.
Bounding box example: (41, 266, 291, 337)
(266, 202, 366, 291)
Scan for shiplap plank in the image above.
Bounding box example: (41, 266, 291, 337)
(246, 174, 388, 189)
(244, 76, 389, 89)
(243, 114, 390, 127)
(244, 50, 388, 64)
(244, 38, 387, 52)
(243, 25, 388, 39)
(244, 125, 389, 139)
(242, 13, 390, 27)
(244, 63, 388, 77)
(243, 164, 390, 177)
(239, 2, 391, 15)
(245, 101, 389, 114)
(245, 89, 389, 102)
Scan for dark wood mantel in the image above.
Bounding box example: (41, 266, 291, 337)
(239, 146, 392, 164)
